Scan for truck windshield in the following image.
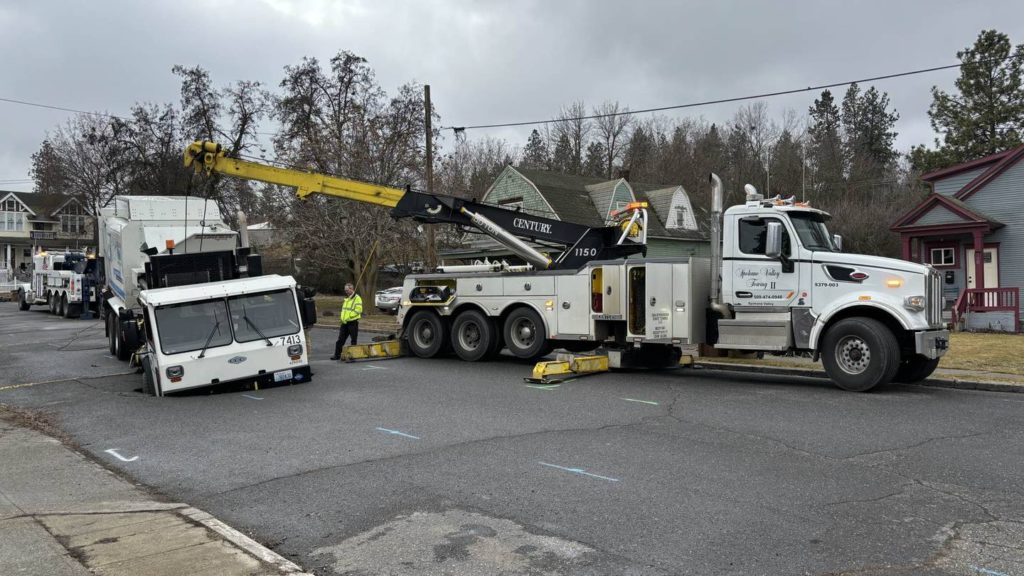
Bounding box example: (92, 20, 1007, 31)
(788, 212, 837, 252)
(154, 300, 232, 355)
(228, 289, 300, 344)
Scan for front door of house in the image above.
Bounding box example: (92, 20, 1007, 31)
(966, 247, 999, 290)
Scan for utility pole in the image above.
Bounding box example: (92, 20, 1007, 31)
(424, 85, 436, 270)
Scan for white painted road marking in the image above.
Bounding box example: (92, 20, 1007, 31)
(376, 427, 420, 440)
(105, 449, 139, 462)
(242, 394, 264, 400)
(621, 397, 660, 405)
(538, 461, 620, 482)
(361, 364, 386, 371)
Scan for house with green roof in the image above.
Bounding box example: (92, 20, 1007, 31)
(440, 166, 708, 264)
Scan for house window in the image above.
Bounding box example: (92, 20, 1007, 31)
(1, 211, 24, 232)
(61, 214, 88, 235)
(498, 196, 524, 210)
(930, 247, 955, 267)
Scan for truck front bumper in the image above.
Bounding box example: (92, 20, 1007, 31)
(915, 329, 950, 359)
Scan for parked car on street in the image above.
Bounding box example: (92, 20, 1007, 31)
(374, 286, 403, 314)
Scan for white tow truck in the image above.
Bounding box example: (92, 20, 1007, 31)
(98, 196, 316, 396)
(17, 250, 99, 317)
(398, 175, 949, 391)
(187, 141, 949, 392)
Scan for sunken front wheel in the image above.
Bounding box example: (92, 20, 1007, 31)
(821, 317, 900, 392)
(406, 310, 447, 358)
(450, 309, 495, 362)
(504, 307, 551, 360)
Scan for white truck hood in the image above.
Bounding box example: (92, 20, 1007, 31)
(813, 252, 929, 275)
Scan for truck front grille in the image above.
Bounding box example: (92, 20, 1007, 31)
(926, 269, 942, 327)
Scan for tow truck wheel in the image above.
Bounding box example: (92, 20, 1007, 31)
(821, 317, 900, 392)
(451, 309, 495, 362)
(893, 355, 940, 384)
(407, 310, 447, 358)
(504, 307, 552, 360)
(18, 290, 30, 311)
(48, 292, 57, 314)
(58, 294, 67, 318)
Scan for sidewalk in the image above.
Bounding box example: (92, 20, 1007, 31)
(0, 408, 312, 576)
(697, 354, 1024, 393)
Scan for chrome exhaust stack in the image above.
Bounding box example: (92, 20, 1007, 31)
(709, 173, 732, 319)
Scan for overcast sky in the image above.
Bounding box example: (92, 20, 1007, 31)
(2, 0, 1023, 192)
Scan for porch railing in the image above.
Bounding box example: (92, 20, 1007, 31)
(952, 287, 1021, 332)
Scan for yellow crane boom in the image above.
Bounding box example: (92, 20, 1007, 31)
(183, 140, 405, 207)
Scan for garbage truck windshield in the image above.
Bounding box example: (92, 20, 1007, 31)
(228, 289, 301, 344)
(154, 300, 232, 355)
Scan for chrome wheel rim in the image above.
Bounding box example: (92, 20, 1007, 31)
(510, 318, 536, 349)
(836, 335, 870, 375)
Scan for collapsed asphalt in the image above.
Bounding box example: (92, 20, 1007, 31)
(1, 303, 1022, 575)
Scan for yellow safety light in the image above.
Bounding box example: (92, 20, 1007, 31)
(858, 295, 872, 301)
(885, 279, 903, 288)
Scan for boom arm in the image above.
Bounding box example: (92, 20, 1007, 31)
(184, 141, 647, 270)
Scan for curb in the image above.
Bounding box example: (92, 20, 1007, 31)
(180, 507, 314, 575)
(696, 361, 1024, 393)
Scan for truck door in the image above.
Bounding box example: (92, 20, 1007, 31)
(728, 216, 800, 308)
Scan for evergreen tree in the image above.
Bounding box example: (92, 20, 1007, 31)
(583, 141, 607, 177)
(912, 30, 1024, 172)
(842, 83, 899, 184)
(768, 130, 805, 200)
(807, 89, 845, 197)
(550, 133, 573, 173)
(520, 129, 549, 170)
(623, 125, 655, 182)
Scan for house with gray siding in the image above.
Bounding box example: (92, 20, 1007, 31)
(440, 166, 708, 263)
(891, 145, 1024, 332)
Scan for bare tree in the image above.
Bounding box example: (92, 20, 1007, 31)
(593, 101, 632, 178)
(551, 101, 590, 174)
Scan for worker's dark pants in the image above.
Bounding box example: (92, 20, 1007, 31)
(334, 321, 359, 357)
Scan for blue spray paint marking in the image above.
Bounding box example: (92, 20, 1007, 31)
(972, 567, 1008, 576)
(242, 394, 264, 400)
(376, 427, 420, 440)
(538, 461, 620, 482)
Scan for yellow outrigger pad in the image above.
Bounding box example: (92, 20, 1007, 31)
(526, 354, 609, 384)
(342, 339, 403, 362)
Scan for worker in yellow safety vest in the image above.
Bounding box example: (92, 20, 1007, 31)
(331, 283, 363, 361)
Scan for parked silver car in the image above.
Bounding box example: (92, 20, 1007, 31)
(374, 286, 403, 314)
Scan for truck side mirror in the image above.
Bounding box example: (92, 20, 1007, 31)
(765, 221, 783, 259)
(833, 234, 843, 252)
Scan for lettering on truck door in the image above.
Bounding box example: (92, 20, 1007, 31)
(732, 217, 799, 307)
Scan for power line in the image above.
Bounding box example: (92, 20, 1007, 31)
(0, 96, 127, 120)
(443, 54, 1024, 132)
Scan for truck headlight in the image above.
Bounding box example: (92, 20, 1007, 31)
(903, 295, 926, 311)
(165, 365, 184, 382)
(287, 344, 303, 359)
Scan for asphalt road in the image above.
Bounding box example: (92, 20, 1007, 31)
(1, 303, 1022, 576)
